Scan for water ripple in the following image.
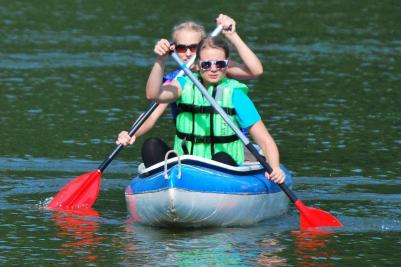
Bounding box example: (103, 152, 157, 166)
(0, 51, 152, 69)
(0, 157, 137, 174)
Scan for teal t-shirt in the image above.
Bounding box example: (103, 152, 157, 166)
(232, 89, 261, 128)
(177, 77, 261, 129)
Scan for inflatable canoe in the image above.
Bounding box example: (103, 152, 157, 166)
(125, 153, 292, 227)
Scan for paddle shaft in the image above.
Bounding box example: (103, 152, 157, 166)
(97, 102, 159, 172)
(170, 52, 299, 203)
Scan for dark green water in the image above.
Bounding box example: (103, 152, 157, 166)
(1, 0, 400, 266)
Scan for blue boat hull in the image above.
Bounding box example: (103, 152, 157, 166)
(125, 155, 292, 227)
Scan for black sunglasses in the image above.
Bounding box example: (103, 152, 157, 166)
(199, 60, 229, 71)
(174, 43, 198, 53)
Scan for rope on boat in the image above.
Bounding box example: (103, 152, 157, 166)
(164, 150, 182, 179)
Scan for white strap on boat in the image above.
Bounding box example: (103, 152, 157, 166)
(163, 150, 182, 179)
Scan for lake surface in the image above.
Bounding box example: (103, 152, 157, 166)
(1, 0, 400, 266)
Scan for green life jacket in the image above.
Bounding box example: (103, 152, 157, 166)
(173, 74, 249, 165)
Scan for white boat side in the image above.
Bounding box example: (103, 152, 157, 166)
(125, 154, 292, 227)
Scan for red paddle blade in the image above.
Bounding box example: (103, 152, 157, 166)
(47, 170, 101, 210)
(295, 200, 343, 230)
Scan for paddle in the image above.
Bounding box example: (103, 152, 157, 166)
(170, 51, 343, 230)
(48, 25, 224, 210)
(47, 102, 159, 210)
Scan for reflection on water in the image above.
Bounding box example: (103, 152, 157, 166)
(51, 208, 104, 262)
(121, 218, 294, 266)
(123, 223, 248, 266)
(292, 230, 338, 267)
(255, 236, 287, 266)
(121, 218, 342, 266)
